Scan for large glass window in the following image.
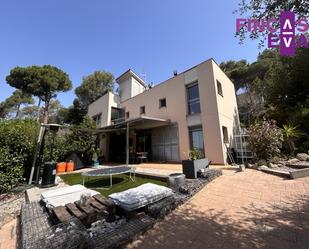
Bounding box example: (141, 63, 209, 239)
(187, 83, 201, 115)
(189, 126, 205, 157)
(111, 107, 125, 124)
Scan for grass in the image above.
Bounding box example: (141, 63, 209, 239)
(60, 173, 167, 197)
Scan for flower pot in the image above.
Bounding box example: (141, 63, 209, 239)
(56, 162, 66, 173)
(182, 158, 210, 179)
(168, 173, 186, 190)
(66, 160, 74, 172)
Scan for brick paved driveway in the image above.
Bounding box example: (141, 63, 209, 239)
(128, 169, 309, 249)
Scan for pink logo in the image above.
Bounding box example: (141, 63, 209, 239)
(236, 11, 308, 56)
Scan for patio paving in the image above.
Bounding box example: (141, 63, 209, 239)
(127, 169, 309, 249)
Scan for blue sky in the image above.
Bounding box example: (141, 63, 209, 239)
(0, 0, 261, 107)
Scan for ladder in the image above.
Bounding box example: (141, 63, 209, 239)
(224, 143, 236, 165)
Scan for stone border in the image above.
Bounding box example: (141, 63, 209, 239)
(290, 168, 309, 179)
(259, 166, 309, 179)
(21, 169, 223, 249)
(259, 167, 291, 178)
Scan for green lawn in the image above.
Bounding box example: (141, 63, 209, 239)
(60, 173, 167, 197)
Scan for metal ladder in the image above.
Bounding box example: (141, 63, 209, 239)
(224, 143, 236, 165)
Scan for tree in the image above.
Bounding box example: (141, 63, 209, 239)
(0, 90, 34, 118)
(20, 105, 40, 119)
(47, 99, 62, 123)
(220, 59, 249, 92)
(75, 71, 114, 108)
(6, 65, 72, 123)
(263, 48, 309, 125)
(66, 70, 114, 124)
(220, 54, 276, 126)
(235, 0, 309, 46)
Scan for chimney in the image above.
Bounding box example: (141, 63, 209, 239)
(173, 70, 178, 76)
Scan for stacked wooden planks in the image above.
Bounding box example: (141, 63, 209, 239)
(51, 194, 116, 227)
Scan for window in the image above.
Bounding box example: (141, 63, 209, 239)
(159, 98, 167, 108)
(186, 83, 201, 115)
(140, 106, 145, 115)
(217, 80, 223, 97)
(222, 126, 229, 143)
(111, 107, 125, 124)
(189, 126, 205, 157)
(126, 112, 130, 119)
(92, 113, 102, 127)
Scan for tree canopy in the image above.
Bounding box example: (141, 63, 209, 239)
(6, 65, 72, 123)
(221, 47, 309, 151)
(235, 0, 309, 46)
(75, 70, 114, 107)
(0, 90, 34, 118)
(64, 70, 115, 124)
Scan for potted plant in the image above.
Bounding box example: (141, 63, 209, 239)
(182, 148, 210, 179)
(91, 147, 100, 167)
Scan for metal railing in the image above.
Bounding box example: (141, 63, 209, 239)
(111, 117, 125, 125)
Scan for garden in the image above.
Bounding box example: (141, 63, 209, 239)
(60, 173, 167, 197)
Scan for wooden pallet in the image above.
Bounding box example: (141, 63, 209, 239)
(51, 194, 116, 227)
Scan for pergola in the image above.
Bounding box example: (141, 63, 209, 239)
(28, 116, 170, 184)
(97, 116, 170, 165)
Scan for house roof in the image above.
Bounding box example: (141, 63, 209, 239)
(116, 69, 148, 88)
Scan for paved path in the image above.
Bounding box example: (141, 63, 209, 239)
(0, 219, 18, 249)
(127, 169, 309, 249)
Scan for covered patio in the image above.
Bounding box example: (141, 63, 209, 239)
(97, 116, 180, 164)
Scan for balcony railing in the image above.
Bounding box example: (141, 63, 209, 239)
(111, 117, 125, 125)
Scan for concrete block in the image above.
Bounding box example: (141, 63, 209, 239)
(290, 168, 309, 179)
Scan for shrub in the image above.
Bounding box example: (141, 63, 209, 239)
(247, 120, 283, 161)
(64, 117, 97, 162)
(0, 117, 96, 193)
(0, 119, 39, 180)
(189, 148, 203, 160)
(42, 116, 97, 163)
(281, 124, 304, 155)
(0, 147, 24, 193)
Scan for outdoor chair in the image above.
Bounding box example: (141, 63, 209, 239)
(136, 152, 148, 163)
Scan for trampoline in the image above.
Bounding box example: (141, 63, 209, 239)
(81, 166, 135, 189)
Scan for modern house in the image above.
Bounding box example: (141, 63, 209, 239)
(88, 58, 239, 165)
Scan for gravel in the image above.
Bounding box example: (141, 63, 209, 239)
(88, 216, 127, 237)
(0, 192, 25, 227)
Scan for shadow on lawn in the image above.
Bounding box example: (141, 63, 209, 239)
(129, 194, 309, 249)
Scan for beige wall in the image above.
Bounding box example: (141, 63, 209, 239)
(88, 92, 120, 160)
(87, 92, 120, 128)
(196, 61, 225, 164)
(212, 61, 239, 164)
(87, 59, 239, 164)
(121, 73, 190, 160)
(119, 77, 146, 102)
(119, 78, 132, 102)
(121, 59, 239, 164)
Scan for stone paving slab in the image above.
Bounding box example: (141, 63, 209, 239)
(127, 169, 309, 249)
